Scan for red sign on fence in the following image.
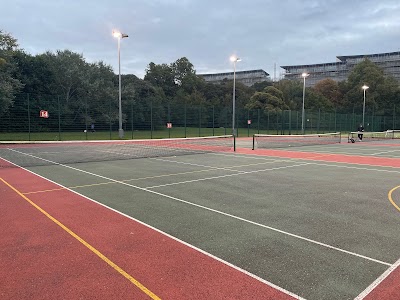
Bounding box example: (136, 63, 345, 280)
(167, 122, 172, 128)
(40, 110, 49, 118)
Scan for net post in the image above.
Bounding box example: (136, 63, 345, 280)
(252, 134, 255, 150)
(233, 134, 236, 152)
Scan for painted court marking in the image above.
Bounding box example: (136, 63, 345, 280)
(2, 158, 304, 300)
(388, 185, 400, 212)
(355, 257, 400, 299)
(7, 149, 392, 267)
(0, 177, 161, 300)
(145, 162, 310, 189)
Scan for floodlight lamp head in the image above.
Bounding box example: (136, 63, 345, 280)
(112, 30, 122, 38)
(301, 72, 309, 78)
(230, 56, 240, 62)
(362, 85, 369, 90)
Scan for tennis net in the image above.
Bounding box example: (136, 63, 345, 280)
(347, 130, 400, 143)
(252, 132, 341, 149)
(0, 135, 235, 168)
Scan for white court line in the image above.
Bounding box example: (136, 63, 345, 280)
(1, 155, 305, 300)
(209, 151, 400, 173)
(151, 157, 248, 171)
(7, 149, 392, 267)
(146, 154, 400, 189)
(146, 163, 309, 189)
(355, 257, 400, 299)
(371, 149, 400, 155)
(151, 156, 288, 171)
(206, 152, 400, 174)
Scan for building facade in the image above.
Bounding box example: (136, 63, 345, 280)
(198, 69, 270, 87)
(281, 51, 400, 87)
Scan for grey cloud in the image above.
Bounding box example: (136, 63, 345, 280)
(1, 0, 400, 78)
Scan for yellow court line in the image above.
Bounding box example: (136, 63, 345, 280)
(388, 185, 400, 213)
(0, 178, 161, 300)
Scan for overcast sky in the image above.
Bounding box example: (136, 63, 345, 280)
(2, 0, 400, 79)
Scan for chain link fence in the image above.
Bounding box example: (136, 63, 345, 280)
(0, 93, 398, 141)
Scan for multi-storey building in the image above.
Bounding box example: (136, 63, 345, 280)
(198, 69, 270, 87)
(281, 51, 400, 87)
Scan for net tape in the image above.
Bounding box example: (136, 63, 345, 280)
(0, 135, 235, 168)
(253, 132, 341, 149)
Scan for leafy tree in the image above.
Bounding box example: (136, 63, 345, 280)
(342, 59, 400, 115)
(171, 57, 195, 87)
(246, 86, 289, 113)
(0, 30, 22, 116)
(313, 79, 343, 108)
(251, 80, 273, 92)
(303, 89, 334, 111)
(0, 30, 18, 51)
(12, 51, 54, 96)
(273, 79, 303, 110)
(144, 62, 176, 99)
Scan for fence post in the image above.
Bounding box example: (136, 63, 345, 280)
(334, 108, 337, 132)
(184, 102, 187, 138)
(131, 100, 134, 139)
(150, 100, 153, 139)
(27, 94, 31, 141)
(257, 109, 260, 134)
(198, 106, 201, 137)
(212, 105, 215, 136)
(372, 106, 375, 131)
(318, 108, 321, 133)
(85, 96, 88, 140)
(58, 96, 61, 141)
(168, 103, 171, 138)
(393, 104, 396, 130)
(247, 109, 250, 137)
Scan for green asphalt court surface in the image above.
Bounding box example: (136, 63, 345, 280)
(5, 140, 400, 300)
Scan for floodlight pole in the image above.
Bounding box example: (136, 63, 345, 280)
(231, 56, 240, 137)
(301, 73, 309, 134)
(362, 85, 369, 127)
(113, 30, 128, 139)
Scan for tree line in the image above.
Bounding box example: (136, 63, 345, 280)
(1, 29, 400, 132)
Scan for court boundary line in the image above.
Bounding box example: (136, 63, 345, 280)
(1, 157, 305, 300)
(0, 177, 161, 300)
(354, 257, 400, 299)
(6, 149, 392, 267)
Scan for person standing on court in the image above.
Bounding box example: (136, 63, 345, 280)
(357, 123, 364, 141)
(91, 123, 95, 133)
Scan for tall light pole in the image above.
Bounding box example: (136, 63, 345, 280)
(301, 72, 309, 134)
(230, 55, 241, 136)
(113, 30, 129, 139)
(362, 85, 369, 127)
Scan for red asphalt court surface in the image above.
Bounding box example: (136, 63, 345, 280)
(1, 147, 399, 300)
(0, 163, 297, 300)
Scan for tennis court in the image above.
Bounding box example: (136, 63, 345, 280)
(1, 134, 399, 300)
